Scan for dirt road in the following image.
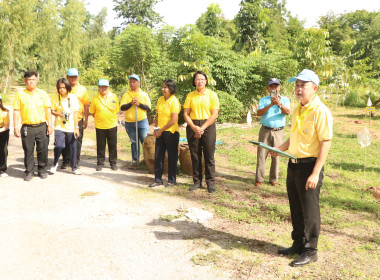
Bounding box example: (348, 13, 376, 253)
(0, 128, 230, 279)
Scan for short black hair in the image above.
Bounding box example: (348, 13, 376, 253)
(56, 78, 72, 93)
(163, 79, 177, 95)
(192, 70, 208, 87)
(24, 71, 39, 78)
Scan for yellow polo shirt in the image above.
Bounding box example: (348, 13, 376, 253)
(0, 109, 9, 128)
(51, 93, 80, 132)
(13, 88, 51, 125)
(183, 88, 219, 120)
(120, 89, 151, 122)
(89, 91, 119, 129)
(71, 83, 89, 120)
(156, 95, 181, 134)
(289, 95, 333, 158)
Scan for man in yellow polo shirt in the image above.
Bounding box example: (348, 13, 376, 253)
(270, 69, 333, 267)
(120, 74, 151, 167)
(90, 79, 120, 171)
(13, 71, 53, 181)
(61, 68, 89, 169)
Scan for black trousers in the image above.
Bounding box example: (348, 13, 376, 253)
(21, 123, 49, 174)
(154, 131, 179, 184)
(286, 160, 324, 251)
(186, 120, 216, 187)
(0, 130, 9, 172)
(95, 126, 117, 166)
(63, 118, 83, 164)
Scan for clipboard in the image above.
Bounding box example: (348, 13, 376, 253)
(249, 141, 297, 160)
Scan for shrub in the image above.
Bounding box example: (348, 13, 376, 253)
(216, 90, 245, 123)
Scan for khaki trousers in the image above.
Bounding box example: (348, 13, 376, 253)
(255, 126, 284, 183)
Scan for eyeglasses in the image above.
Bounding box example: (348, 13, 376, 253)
(195, 78, 206, 82)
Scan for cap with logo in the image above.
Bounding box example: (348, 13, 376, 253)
(67, 68, 79, 76)
(267, 78, 281, 86)
(288, 69, 320, 86)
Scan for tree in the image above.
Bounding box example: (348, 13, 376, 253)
(59, 0, 87, 69)
(235, 0, 269, 53)
(110, 24, 161, 89)
(35, 0, 61, 89)
(0, 0, 38, 94)
(196, 4, 222, 37)
(113, 0, 162, 28)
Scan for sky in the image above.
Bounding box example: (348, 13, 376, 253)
(85, 0, 380, 31)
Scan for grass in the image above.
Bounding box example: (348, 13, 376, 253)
(151, 106, 380, 279)
(5, 84, 379, 278)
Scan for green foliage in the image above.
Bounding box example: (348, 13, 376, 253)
(110, 24, 161, 89)
(216, 90, 245, 123)
(196, 3, 222, 37)
(235, 0, 269, 53)
(113, 0, 162, 28)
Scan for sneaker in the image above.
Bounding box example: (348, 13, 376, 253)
(38, 172, 48, 179)
(149, 182, 163, 188)
(127, 160, 138, 169)
(111, 164, 118, 171)
(165, 182, 175, 188)
(0, 172, 8, 178)
(50, 163, 58, 174)
(73, 169, 81, 175)
(96, 165, 102, 171)
(24, 172, 33, 181)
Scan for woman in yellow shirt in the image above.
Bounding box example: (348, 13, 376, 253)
(149, 79, 181, 188)
(183, 71, 219, 193)
(0, 95, 10, 177)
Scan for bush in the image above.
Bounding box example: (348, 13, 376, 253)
(216, 90, 245, 123)
(345, 91, 363, 107)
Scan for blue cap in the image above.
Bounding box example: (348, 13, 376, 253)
(289, 69, 319, 86)
(98, 79, 109, 86)
(268, 78, 281, 86)
(128, 74, 140, 82)
(67, 68, 79, 76)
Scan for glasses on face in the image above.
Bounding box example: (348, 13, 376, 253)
(195, 78, 206, 82)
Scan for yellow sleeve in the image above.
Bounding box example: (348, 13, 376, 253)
(13, 92, 21, 110)
(4, 111, 9, 125)
(51, 98, 58, 111)
(82, 88, 90, 105)
(142, 92, 151, 108)
(89, 97, 96, 115)
(210, 91, 220, 110)
(171, 98, 181, 114)
(183, 93, 191, 109)
(315, 106, 333, 141)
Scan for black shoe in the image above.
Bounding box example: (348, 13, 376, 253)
(111, 164, 118, 171)
(60, 163, 68, 169)
(189, 183, 200, 191)
(207, 185, 216, 193)
(290, 251, 318, 267)
(165, 182, 175, 188)
(149, 182, 163, 188)
(38, 172, 47, 179)
(24, 172, 33, 181)
(278, 244, 304, 255)
(96, 165, 103, 171)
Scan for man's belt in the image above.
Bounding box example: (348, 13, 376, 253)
(289, 157, 317, 164)
(263, 125, 284, 131)
(22, 122, 45, 127)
